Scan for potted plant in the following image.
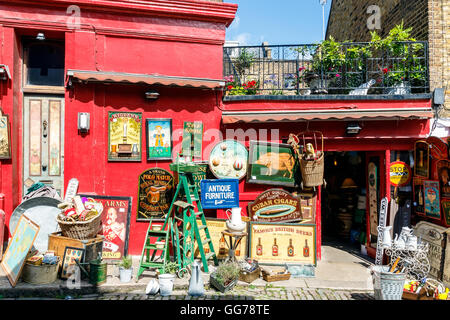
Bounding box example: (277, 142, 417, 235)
(158, 261, 178, 296)
(210, 261, 241, 293)
(119, 255, 133, 283)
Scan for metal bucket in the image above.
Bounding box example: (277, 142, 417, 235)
(371, 265, 406, 300)
(89, 259, 107, 285)
(22, 262, 59, 285)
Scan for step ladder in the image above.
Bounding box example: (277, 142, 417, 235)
(136, 217, 171, 280)
(167, 163, 218, 273)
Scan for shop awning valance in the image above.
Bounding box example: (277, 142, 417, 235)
(66, 70, 225, 89)
(0, 64, 11, 81)
(221, 107, 434, 124)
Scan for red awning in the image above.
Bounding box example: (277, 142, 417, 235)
(66, 70, 224, 89)
(222, 107, 434, 124)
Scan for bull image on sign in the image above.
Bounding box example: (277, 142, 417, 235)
(137, 168, 174, 221)
(247, 141, 298, 187)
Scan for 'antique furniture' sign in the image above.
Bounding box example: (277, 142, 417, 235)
(413, 221, 447, 281)
(209, 140, 248, 180)
(0, 113, 11, 159)
(436, 160, 450, 198)
(146, 118, 172, 160)
(108, 111, 142, 161)
(200, 179, 239, 209)
(78, 194, 132, 261)
(249, 222, 316, 266)
(248, 189, 302, 223)
(1, 215, 40, 287)
(389, 161, 411, 187)
(414, 140, 430, 178)
(247, 141, 297, 187)
(194, 218, 248, 260)
(182, 121, 203, 159)
(137, 168, 174, 221)
(424, 180, 441, 219)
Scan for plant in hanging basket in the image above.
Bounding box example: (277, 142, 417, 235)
(210, 261, 240, 293)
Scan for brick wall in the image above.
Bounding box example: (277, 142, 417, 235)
(327, 0, 449, 113)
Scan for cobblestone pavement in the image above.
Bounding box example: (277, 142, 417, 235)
(65, 287, 375, 301)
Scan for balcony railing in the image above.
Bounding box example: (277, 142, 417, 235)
(223, 41, 429, 97)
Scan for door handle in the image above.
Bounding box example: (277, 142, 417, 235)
(43, 120, 48, 138)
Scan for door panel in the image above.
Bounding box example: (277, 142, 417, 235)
(23, 95, 64, 196)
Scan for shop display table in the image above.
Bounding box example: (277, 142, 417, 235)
(221, 230, 248, 263)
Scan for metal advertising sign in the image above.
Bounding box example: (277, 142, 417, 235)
(182, 121, 203, 159)
(375, 197, 388, 266)
(389, 161, 412, 187)
(108, 111, 142, 162)
(443, 230, 450, 288)
(248, 189, 302, 223)
(424, 180, 441, 220)
(200, 179, 239, 209)
(137, 168, 174, 221)
(413, 221, 447, 281)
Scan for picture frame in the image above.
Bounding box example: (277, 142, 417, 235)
(77, 194, 132, 261)
(108, 111, 142, 162)
(436, 160, 450, 198)
(424, 180, 441, 220)
(441, 199, 450, 227)
(247, 140, 298, 187)
(0, 215, 40, 287)
(413, 176, 425, 216)
(146, 118, 172, 160)
(193, 218, 248, 260)
(182, 121, 203, 159)
(60, 246, 85, 279)
(136, 168, 174, 221)
(248, 222, 316, 266)
(414, 140, 430, 178)
(0, 114, 11, 159)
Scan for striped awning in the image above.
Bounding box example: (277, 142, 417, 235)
(222, 107, 434, 124)
(66, 70, 225, 89)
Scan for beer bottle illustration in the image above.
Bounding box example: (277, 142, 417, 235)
(272, 238, 278, 256)
(235, 240, 241, 256)
(256, 237, 263, 256)
(219, 235, 226, 255)
(303, 239, 310, 257)
(288, 238, 294, 257)
(204, 237, 210, 254)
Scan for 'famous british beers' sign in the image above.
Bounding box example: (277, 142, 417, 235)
(137, 168, 174, 221)
(248, 189, 302, 223)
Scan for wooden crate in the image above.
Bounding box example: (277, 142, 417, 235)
(48, 232, 103, 267)
(239, 267, 261, 284)
(261, 269, 291, 282)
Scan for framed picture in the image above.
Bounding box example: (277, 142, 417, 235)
(0, 114, 11, 159)
(78, 194, 132, 261)
(108, 111, 142, 162)
(414, 140, 430, 178)
(247, 141, 298, 187)
(1, 215, 40, 287)
(208, 140, 248, 180)
(441, 199, 450, 227)
(424, 180, 441, 220)
(60, 246, 85, 279)
(146, 118, 172, 160)
(437, 160, 450, 198)
(193, 218, 248, 260)
(182, 121, 203, 159)
(248, 222, 316, 266)
(413, 177, 425, 216)
(137, 168, 174, 221)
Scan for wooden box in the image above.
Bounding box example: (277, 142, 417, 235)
(48, 232, 103, 267)
(261, 267, 291, 282)
(239, 267, 261, 284)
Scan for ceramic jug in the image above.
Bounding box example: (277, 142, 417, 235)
(381, 226, 393, 248)
(188, 260, 204, 297)
(406, 235, 418, 250)
(394, 234, 406, 249)
(226, 207, 245, 232)
(400, 227, 413, 240)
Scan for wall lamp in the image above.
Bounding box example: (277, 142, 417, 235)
(36, 32, 46, 41)
(346, 122, 362, 135)
(78, 112, 90, 133)
(145, 90, 160, 100)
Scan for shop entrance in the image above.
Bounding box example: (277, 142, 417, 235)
(321, 151, 386, 256)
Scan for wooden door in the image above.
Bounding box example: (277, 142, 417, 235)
(23, 95, 65, 197)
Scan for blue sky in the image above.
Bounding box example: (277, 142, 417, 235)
(225, 0, 332, 45)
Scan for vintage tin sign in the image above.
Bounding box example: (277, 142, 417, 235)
(436, 160, 450, 198)
(209, 140, 248, 180)
(413, 221, 447, 281)
(137, 168, 174, 221)
(248, 189, 302, 223)
(442, 199, 450, 227)
(414, 140, 430, 178)
(200, 179, 239, 209)
(389, 161, 411, 187)
(108, 111, 142, 162)
(443, 230, 450, 288)
(182, 121, 203, 159)
(424, 180, 441, 219)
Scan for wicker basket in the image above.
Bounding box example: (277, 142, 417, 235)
(298, 131, 324, 187)
(57, 213, 102, 240)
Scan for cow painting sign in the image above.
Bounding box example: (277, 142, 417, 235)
(137, 168, 174, 221)
(200, 179, 239, 209)
(247, 141, 298, 187)
(78, 195, 132, 261)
